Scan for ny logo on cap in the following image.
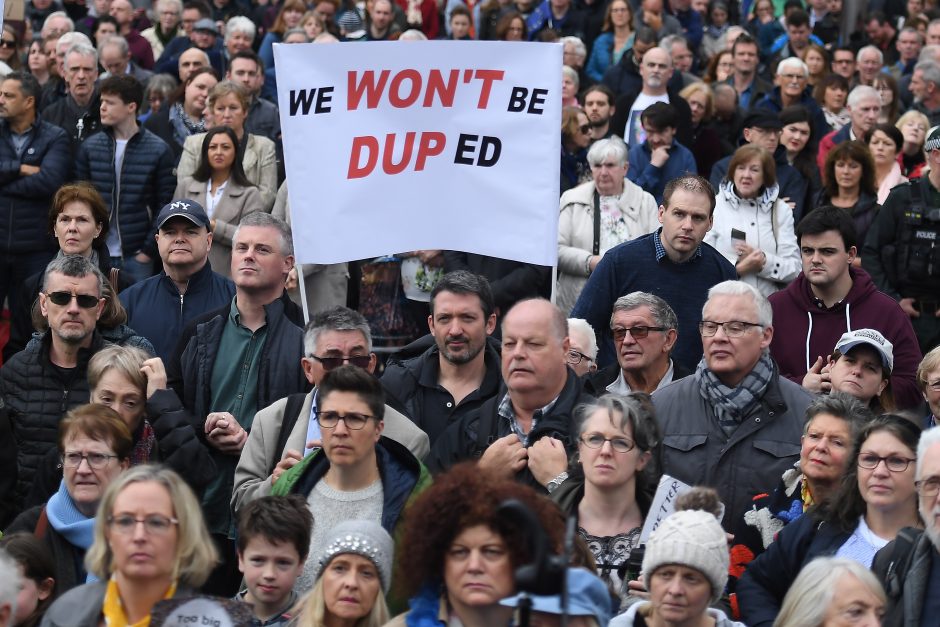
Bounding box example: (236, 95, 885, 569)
(170, 201, 191, 211)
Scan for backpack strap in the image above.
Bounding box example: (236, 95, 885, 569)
(34, 506, 49, 540)
(274, 393, 310, 461)
(883, 527, 923, 601)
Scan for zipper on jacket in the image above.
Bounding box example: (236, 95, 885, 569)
(180, 293, 184, 317)
(60, 389, 69, 413)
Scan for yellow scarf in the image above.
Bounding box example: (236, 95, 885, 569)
(102, 576, 177, 627)
(801, 479, 815, 512)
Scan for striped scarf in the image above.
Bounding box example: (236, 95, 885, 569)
(697, 353, 774, 437)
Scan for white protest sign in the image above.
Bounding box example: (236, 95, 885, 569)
(639, 474, 693, 543)
(274, 41, 562, 266)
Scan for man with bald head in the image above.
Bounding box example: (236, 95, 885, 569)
(428, 298, 593, 491)
(178, 46, 209, 82)
(110, 0, 155, 69)
(611, 46, 694, 149)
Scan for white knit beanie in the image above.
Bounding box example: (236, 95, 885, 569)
(641, 509, 729, 603)
(316, 520, 394, 593)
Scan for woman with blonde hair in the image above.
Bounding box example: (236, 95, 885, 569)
(40, 465, 218, 626)
(774, 557, 885, 627)
(896, 109, 929, 176)
(291, 520, 392, 627)
(176, 81, 278, 211)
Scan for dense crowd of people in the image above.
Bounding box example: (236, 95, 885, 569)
(1, 0, 940, 624)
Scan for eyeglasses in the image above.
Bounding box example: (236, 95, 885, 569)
(925, 380, 940, 392)
(579, 125, 591, 134)
(566, 349, 594, 366)
(857, 453, 915, 472)
(310, 354, 372, 370)
(612, 326, 665, 341)
(108, 514, 179, 535)
(61, 451, 118, 469)
(317, 411, 373, 430)
(580, 433, 636, 453)
(699, 320, 763, 337)
(0, 40, 16, 49)
(44, 291, 100, 308)
(915, 477, 940, 497)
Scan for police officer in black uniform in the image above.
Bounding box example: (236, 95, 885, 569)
(863, 126, 940, 353)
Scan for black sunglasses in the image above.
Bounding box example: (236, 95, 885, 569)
(0, 40, 16, 49)
(310, 354, 372, 370)
(45, 291, 100, 308)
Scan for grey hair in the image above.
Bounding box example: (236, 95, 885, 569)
(900, 26, 925, 45)
(57, 31, 92, 52)
(0, 549, 18, 620)
(304, 306, 373, 356)
(146, 73, 179, 99)
(157, 0, 183, 14)
(574, 393, 660, 448)
(568, 318, 598, 359)
(283, 27, 309, 42)
(67, 42, 99, 67)
(856, 44, 884, 65)
(917, 425, 940, 478)
(660, 34, 689, 54)
(562, 64, 579, 88)
(233, 212, 293, 257)
(586, 137, 628, 167)
(225, 16, 256, 42)
(916, 60, 940, 89)
(919, 44, 940, 63)
(399, 29, 428, 40)
(561, 36, 587, 60)
(848, 84, 882, 108)
(97, 35, 128, 58)
(775, 557, 885, 627)
(776, 56, 809, 77)
(705, 280, 772, 327)
(803, 392, 875, 439)
(42, 10, 75, 34)
(611, 291, 678, 331)
(42, 255, 106, 297)
(314, 32, 341, 43)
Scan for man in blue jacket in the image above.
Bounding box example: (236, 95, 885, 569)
(119, 199, 235, 361)
(627, 101, 697, 204)
(0, 71, 70, 314)
(76, 74, 176, 284)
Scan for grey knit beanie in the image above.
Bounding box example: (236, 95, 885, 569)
(641, 509, 729, 603)
(316, 520, 394, 593)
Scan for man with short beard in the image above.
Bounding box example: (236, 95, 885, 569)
(0, 256, 109, 513)
(381, 271, 502, 446)
(582, 84, 616, 140)
(873, 425, 940, 626)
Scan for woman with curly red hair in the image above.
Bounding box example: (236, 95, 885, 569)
(388, 463, 566, 627)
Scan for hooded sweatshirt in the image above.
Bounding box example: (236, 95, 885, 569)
(768, 267, 923, 410)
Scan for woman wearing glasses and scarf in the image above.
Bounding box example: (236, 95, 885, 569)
(551, 394, 662, 606)
(39, 465, 217, 627)
(7, 405, 132, 596)
(738, 415, 923, 627)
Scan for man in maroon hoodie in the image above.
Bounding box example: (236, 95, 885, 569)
(768, 207, 923, 409)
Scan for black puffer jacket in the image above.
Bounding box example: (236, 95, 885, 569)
(74, 126, 176, 257)
(42, 93, 102, 158)
(0, 117, 71, 253)
(0, 332, 103, 509)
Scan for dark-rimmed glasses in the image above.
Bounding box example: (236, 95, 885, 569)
(612, 326, 665, 341)
(61, 451, 118, 469)
(317, 411, 373, 430)
(310, 354, 372, 370)
(580, 433, 636, 453)
(857, 453, 915, 472)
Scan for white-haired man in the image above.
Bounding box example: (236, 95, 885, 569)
(141, 0, 183, 60)
(873, 425, 940, 626)
(911, 59, 940, 126)
(817, 84, 882, 170)
(652, 280, 813, 528)
(857, 44, 886, 85)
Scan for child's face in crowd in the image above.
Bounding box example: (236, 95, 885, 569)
(238, 536, 305, 612)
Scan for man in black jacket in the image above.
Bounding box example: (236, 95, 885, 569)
(0, 71, 71, 315)
(0, 256, 108, 513)
(75, 74, 176, 284)
(119, 199, 235, 361)
(167, 212, 308, 596)
(381, 271, 502, 446)
(42, 42, 101, 157)
(427, 298, 592, 492)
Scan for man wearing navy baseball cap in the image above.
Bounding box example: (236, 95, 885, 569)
(118, 198, 235, 361)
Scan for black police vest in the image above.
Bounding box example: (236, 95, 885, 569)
(897, 178, 940, 291)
